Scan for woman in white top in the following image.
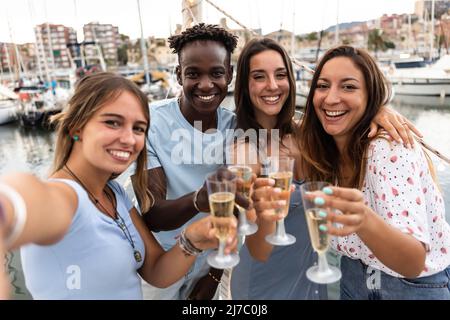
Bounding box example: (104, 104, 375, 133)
(296, 46, 450, 299)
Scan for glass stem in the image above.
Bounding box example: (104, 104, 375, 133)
(275, 218, 286, 236)
(217, 239, 226, 258)
(238, 207, 248, 225)
(318, 252, 331, 274)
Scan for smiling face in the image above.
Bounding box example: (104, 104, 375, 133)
(75, 90, 148, 176)
(313, 56, 368, 147)
(177, 40, 232, 116)
(248, 49, 290, 126)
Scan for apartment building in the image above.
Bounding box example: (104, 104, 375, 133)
(34, 23, 77, 70)
(83, 22, 120, 66)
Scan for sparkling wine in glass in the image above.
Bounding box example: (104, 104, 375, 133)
(228, 165, 258, 236)
(265, 156, 296, 246)
(206, 171, 240, 269)
(300, 181, 341, 284)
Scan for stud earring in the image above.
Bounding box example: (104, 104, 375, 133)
(73, 135, 79, 142)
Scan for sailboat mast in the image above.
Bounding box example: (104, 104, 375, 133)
(44, 0, 56, 80)
(6, 9, 23, 81)
(183, 0, 203, 29)
(137, 0, 150, 85)
(430, 0, 435, 61)
(3, 43, 14, 83)
(408, 14, 412, 53)
(27, 0, 44, 81)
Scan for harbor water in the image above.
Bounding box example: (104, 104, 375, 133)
(1, 95, 449, 299)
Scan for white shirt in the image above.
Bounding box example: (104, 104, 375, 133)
(331, 137, 450, 277)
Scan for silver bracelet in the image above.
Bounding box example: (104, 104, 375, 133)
(193, 188, 202, 212)
(177, 228, 202, 257)
(0, 183, 27, 248)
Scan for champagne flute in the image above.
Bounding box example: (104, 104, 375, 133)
(265, 156, 296, 246)
(228, 165, 258, 236)
(206, 171, 240, 269)
(300, 181, 341, 284)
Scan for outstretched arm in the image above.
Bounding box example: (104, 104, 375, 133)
(133, 209, 237, 288)
(135, 168, 209, 232)
(0, 173, 77, 249)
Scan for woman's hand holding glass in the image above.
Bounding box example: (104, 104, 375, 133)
(312, 186, 372, 237)
(251, 178, 293, 223)
(205, 170, 241, 269)
(300, 181, 342, 284)
(263, 156, 296, 246)
(185, 214, 238, 254)
(229, 165, 258, 236)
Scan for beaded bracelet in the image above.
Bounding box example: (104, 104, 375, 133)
(0, 183, 27, 248)
(208, 272, 221, 283)
(177, 228, 203, 257)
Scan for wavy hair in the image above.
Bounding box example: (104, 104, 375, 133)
(297, 46, 391, 187)
(234, 38, 296, 144)
(50, 72, 153, 212)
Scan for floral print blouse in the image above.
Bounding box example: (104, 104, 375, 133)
(331, 137, 450, 277)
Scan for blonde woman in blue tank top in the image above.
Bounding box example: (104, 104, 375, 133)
(0, 72, 237, 299)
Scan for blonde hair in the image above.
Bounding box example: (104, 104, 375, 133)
(50, 72, 152, 212)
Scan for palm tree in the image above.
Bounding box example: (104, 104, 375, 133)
(368, 29, 387, 57)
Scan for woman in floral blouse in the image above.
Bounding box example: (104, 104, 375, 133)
(296, 46, 450, 299)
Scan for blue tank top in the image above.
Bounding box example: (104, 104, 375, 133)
(20, 179, 145, 299)
(231, 180, 328, 299)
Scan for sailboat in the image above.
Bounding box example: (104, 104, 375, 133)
(386, 54, 450, 97)
(0, 84, 19, 125)
(386, 0, 450, 97)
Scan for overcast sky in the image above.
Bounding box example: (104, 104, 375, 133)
(0, 0, 419, 44)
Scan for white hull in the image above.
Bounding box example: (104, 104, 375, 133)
(0, 103, 18, 125)
(390, 78, 450, 96)
(393, 95, 450, 108)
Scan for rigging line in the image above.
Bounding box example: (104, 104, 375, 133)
(202, 1, 445, 163)
(204, 0, 257, 36)
(182, 1, 200, 25)
(415, 136, 450, 165)
(27, 0, 44, 79)
(203, 0, 315, 75)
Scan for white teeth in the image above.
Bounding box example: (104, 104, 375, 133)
(262, 96, 280, 102)
(109, 150, 131, 160)
(325, 110, 347, 117)
(198, 95, 215, 101)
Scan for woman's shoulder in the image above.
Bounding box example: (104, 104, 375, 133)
(369, 135, 409, 155)
(368, 135, 427, 169)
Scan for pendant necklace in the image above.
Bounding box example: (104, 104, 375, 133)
(64, 165, 142, 263)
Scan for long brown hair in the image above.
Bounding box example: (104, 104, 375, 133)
(50, 72, 152, 212)
(297, 46, 391, 187)
(234, 38, 296, 142)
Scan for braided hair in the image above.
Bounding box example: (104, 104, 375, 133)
(168, 23, 238, 58)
